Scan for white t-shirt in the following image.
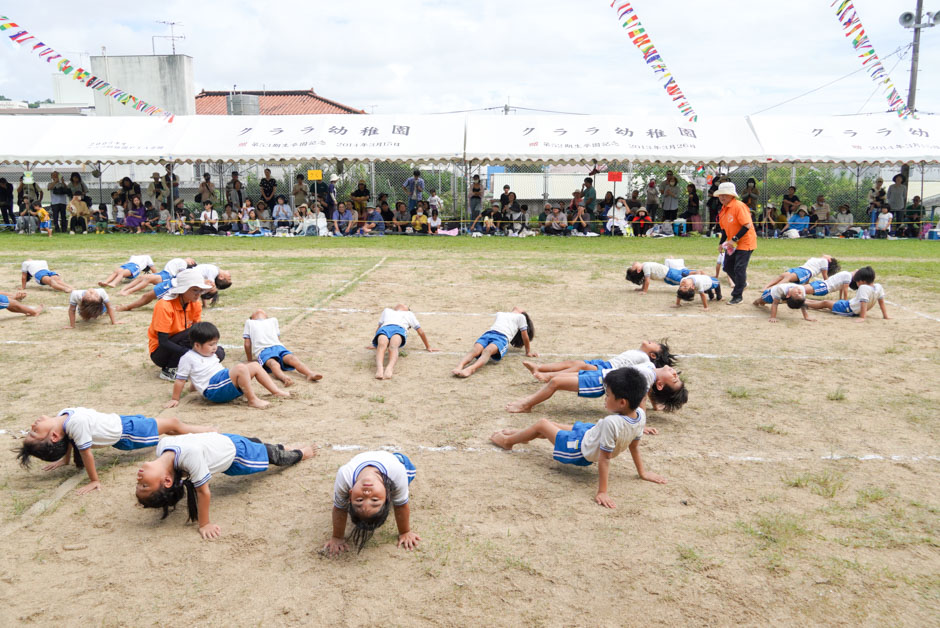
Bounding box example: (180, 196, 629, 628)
(200, 210, 219, 224)
(163, 258, 189, 277)
(157, 433, 236, 488)
(608, 349, 651, 370)
(642, 262, 669, 279)
(625, 361, 658, 391)
(850, 283, 885, 314)
(128, 255, 154, 271)
(21, 260, 49, 276)
(489, 312, 527, 339)
(800, 257, 828, 277)
(69, 288, 109, 307)
(428, 216, 442, 229)
(60, 407, 123, 450)
(687, 274, 716, 293)
(175, 350, 226, 394)
(876, 212, 892, 229)
(824, 270, 852, 292)
(243, 317, 281, 359)
(768, 283, 804, 301)
(428, 195, 443, 211)
(195, 264, 219, 284)
(378, 308, 420, 331)
(579, 408, 647, 463)
(333, 450, 410, 509)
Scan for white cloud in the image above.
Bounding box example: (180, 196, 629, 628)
(0, 0, 936, 118)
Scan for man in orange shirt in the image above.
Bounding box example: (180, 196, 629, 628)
(147, 269, 221, 379)
(716, 182, 756, 304)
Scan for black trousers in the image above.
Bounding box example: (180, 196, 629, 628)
(0, 203, 14, 227)
(723, 248, 753, 300)
(50, 204, 67, 232)
(150, 328, 226, 369)
(70, 216, 87, 232)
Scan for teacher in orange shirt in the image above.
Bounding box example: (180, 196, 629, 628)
(715, 182, 756, 304)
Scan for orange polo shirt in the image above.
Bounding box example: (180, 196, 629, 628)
(147, 296, 203, 353)
(718, 199, 757, 251)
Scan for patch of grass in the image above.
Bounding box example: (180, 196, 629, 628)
(676, 544, 718, 572)
(726, 387, 750, 399)
(826, 388, 846, 401)
(855, 486, 889, 508)
(783, 470, 846, 498)
(757, 424, 786, 435)
(504, 555, 540, 576)
(739, 513, 808, 547)
(368, 396, 385, 404)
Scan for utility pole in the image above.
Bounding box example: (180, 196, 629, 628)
(899, 1, 936, 187)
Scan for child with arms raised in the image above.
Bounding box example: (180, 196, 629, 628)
(167, 321, 289, 409)
(244, 308, 322, 386)
(65, 288, 119, 328)
(323, 450, 419, 555)
(98, 255, 156, 288)
(523, 339, 674, 382)
(0, 290, 43, 317)
(18, 407, 211, 494)
(492, 367, 665, 509)
(136, 432, 316, 539)
(452, 307, 535, 378)
(371, 304, 438, 379)
(21, 259, 73, 293)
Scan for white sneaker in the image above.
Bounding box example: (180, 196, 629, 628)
(69, 230, 75, 234)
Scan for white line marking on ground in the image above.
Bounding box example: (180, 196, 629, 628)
(283, 256, 387, 332)
(885, 300, 940, 323)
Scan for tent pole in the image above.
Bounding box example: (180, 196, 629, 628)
(97, 161, 102, 210)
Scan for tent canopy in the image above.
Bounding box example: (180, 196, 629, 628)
(0, 113, 936, 166)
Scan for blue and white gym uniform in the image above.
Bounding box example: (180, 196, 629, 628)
(176, 349, 242, 404)
(244, 316, 294, 372)
(831, 283, 885, 316)
(760, 282, 804, 305)
(21, 260, 57, 285)
(372, 308, 421, 348)
(120, 255, 155, 279)
(156, 432, 271, 487)
(808, 270, 852, 297)
(333, 450, 415, 510)
(685, 274, 720, 294)
(474, 311, 528, 361)
(60, 406, 160, 451)
(553, 408, 647, 467)
(153, 278, 175, 300)
(157, 257, 191, 282)
(787, 257, 829, 285)
(69, 288, 109, 315)
(0, 294, 9, 310)
(578, 352, 657, 398)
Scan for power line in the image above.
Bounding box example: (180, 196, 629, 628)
(855, 46, 910, 114)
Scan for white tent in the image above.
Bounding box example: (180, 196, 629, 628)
(464, 115, 765, 165)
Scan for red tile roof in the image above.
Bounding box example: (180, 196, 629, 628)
(195, 89, 365, 115)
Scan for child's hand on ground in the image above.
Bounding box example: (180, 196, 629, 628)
(41, 458, 69, 472)
(426, 347, 440, 352)
(643, 426, 659, 435)
(768, 317, 778, 323)
(595, 492, 616, 509)
(526, 351, 539, 358)
(164, 399, 179, 409)
(323, 537, 348, 556)
(634, 288, 645, 293)
(199, 523, 221, 540)
(63, 325, 74, 330)
(640, 471, 667, 484)
(397, 531, 421, 550)
(76, 480, 101, 495)
(670, 304, 680, 309)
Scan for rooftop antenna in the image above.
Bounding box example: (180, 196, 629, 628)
(152, 20, 185, 55)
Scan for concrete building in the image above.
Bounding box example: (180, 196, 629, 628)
(89, 54, 195, 117)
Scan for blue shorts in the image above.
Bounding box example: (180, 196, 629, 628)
(153, 279, 173, 299)
(258, 344, 294, 371)
(372, 324, 408, 347)
(39, 221, 51, 230)
(113, 415, 160, 450)
(578, 369, 605, 398)
(760, 289, 775, 305)
(0, 294, 8, 310)
(34, 269, 58, 285)
(221, 434, 269, 476)
(475, 330, 509, 361)
(808, 280, 829, 296)
(583, 359, 611, 370)
(552, 422, 594, 467)
(202, 369, 243, 403)
(664, 268, 690, 285)
(831, 300, 856, 316)
(157, 270, 173, 282)
(121, 262, 141, 279)
(393, 452, 417, 484)
(787, 267, 812, 284)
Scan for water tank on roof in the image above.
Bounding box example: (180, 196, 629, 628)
(227, 93, 259, 116)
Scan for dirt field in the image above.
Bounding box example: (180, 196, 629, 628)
(1, 237, 938, 626)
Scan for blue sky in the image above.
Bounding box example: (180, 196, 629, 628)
(0, 0, 936, 118)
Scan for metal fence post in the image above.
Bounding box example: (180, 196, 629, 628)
(370, 161, 376, 206)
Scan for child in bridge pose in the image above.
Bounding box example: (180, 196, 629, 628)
(98, 254, 156, 288)
(243, 309, 322, 386)
(369, 304, 438, 379)
(452, 307, 536, 378)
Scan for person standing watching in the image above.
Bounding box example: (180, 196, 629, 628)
(716, 182, 756, 304)
(197, 172, 216, 206)
(260, 168, 277, 208)
(47, 171, 70, 233)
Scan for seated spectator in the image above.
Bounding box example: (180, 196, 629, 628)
(173, 198, 192, 234)
(411, 204, 429, 234)
(332, 201, 353, 236)
(16, 200, 38, 234)
(245, 209, 262, 234)
(350, 180, 370, 214)
(784, 205, 810, 236)
(428, 208, 441, 234)
(537, 203, 552, 233)
(272, 196, 293, 230)
(832, 204, 854, 237)
(345, 205, 360, 236)
(92, 203, 109, 230)
(606, 197, 629, 235)
(292, 205, 315, 236)
(811, 195, 831, 236)
(546, 205, 568, 236)
(569, 202, 589, 234)
(392, 201, 410, 233)
(67, 190, 91, 234)
(630, 207, 652, 236)
(626, 190, 641, 213)
(361, 206, 385, 235)
(125, 196, 147, 233)
(117, 176, 142, 206)
(781, 186, 800, 217)
(379, 200, 394, 224)
(219, 203, 240, 232)
(309, 203, 329, 236)
(257, 201, 272, 227)
(470, 202, 497, 234)
(199, 200, 220, 235)
(901, 196, 924, 238)
(142, 202, 159, 233)
(807, 206, 819, 237)
(158, 202, 172, 232)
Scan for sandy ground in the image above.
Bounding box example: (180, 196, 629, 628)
(0, 246, 938, 626)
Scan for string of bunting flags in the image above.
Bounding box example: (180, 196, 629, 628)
(0, 14, 175, 122)
(830, 0, 914, 119)
(609, 1, 698, 122)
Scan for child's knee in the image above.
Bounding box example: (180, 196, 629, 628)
(251, 309, 266, 320)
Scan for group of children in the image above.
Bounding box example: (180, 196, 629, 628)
(626, 258, 722, 309)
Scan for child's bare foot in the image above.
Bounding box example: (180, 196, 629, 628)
(383, 366, 395, 379)
(505, 401, 531, 413)
(489, 431, 515, 450)
(454, 368, 473, 378)
(375, 369, 384, 380)
(280, 375, 294, 387)
(248, 398, 271, 409)
(451, 368, 463, 376)
(522, 361, 538, 374)
(533, 371, 551, 383)
(273, 389, 291, 399)
(28, 305, 44, 317)
(97, 281, 110, 288)
(306, 373, 323, 382)
(286, 442, 318, 460)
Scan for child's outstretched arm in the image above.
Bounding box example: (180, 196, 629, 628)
(42, 441, 72, 472)
(629, 439, 666, 485)
(416, 328, 438, 352)
(105, 302, 119, 325)
(20, 272, 27, 290)
(324, 506, 349, 556)
(856, 301, 869, 321)
(243, 337, 253, 362)
(800, 307, 816, 322)
(671, 296, 682, 309)
(636, 276, 651, 293)
(595, 450, 616, 509)
(768, 299, 781, 323)
(76, 447, 101, 495)
(65, 304, 77, 329)
(165, 379, 187, 408)
(699, 292, 709, 310)
(878, 298, 890, 319)
(196, 483, 220, 539)
(394, 502, 420, 550)
(521, 330, 537, 357)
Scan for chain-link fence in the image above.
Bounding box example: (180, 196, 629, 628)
(2, 161, 936, 237)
